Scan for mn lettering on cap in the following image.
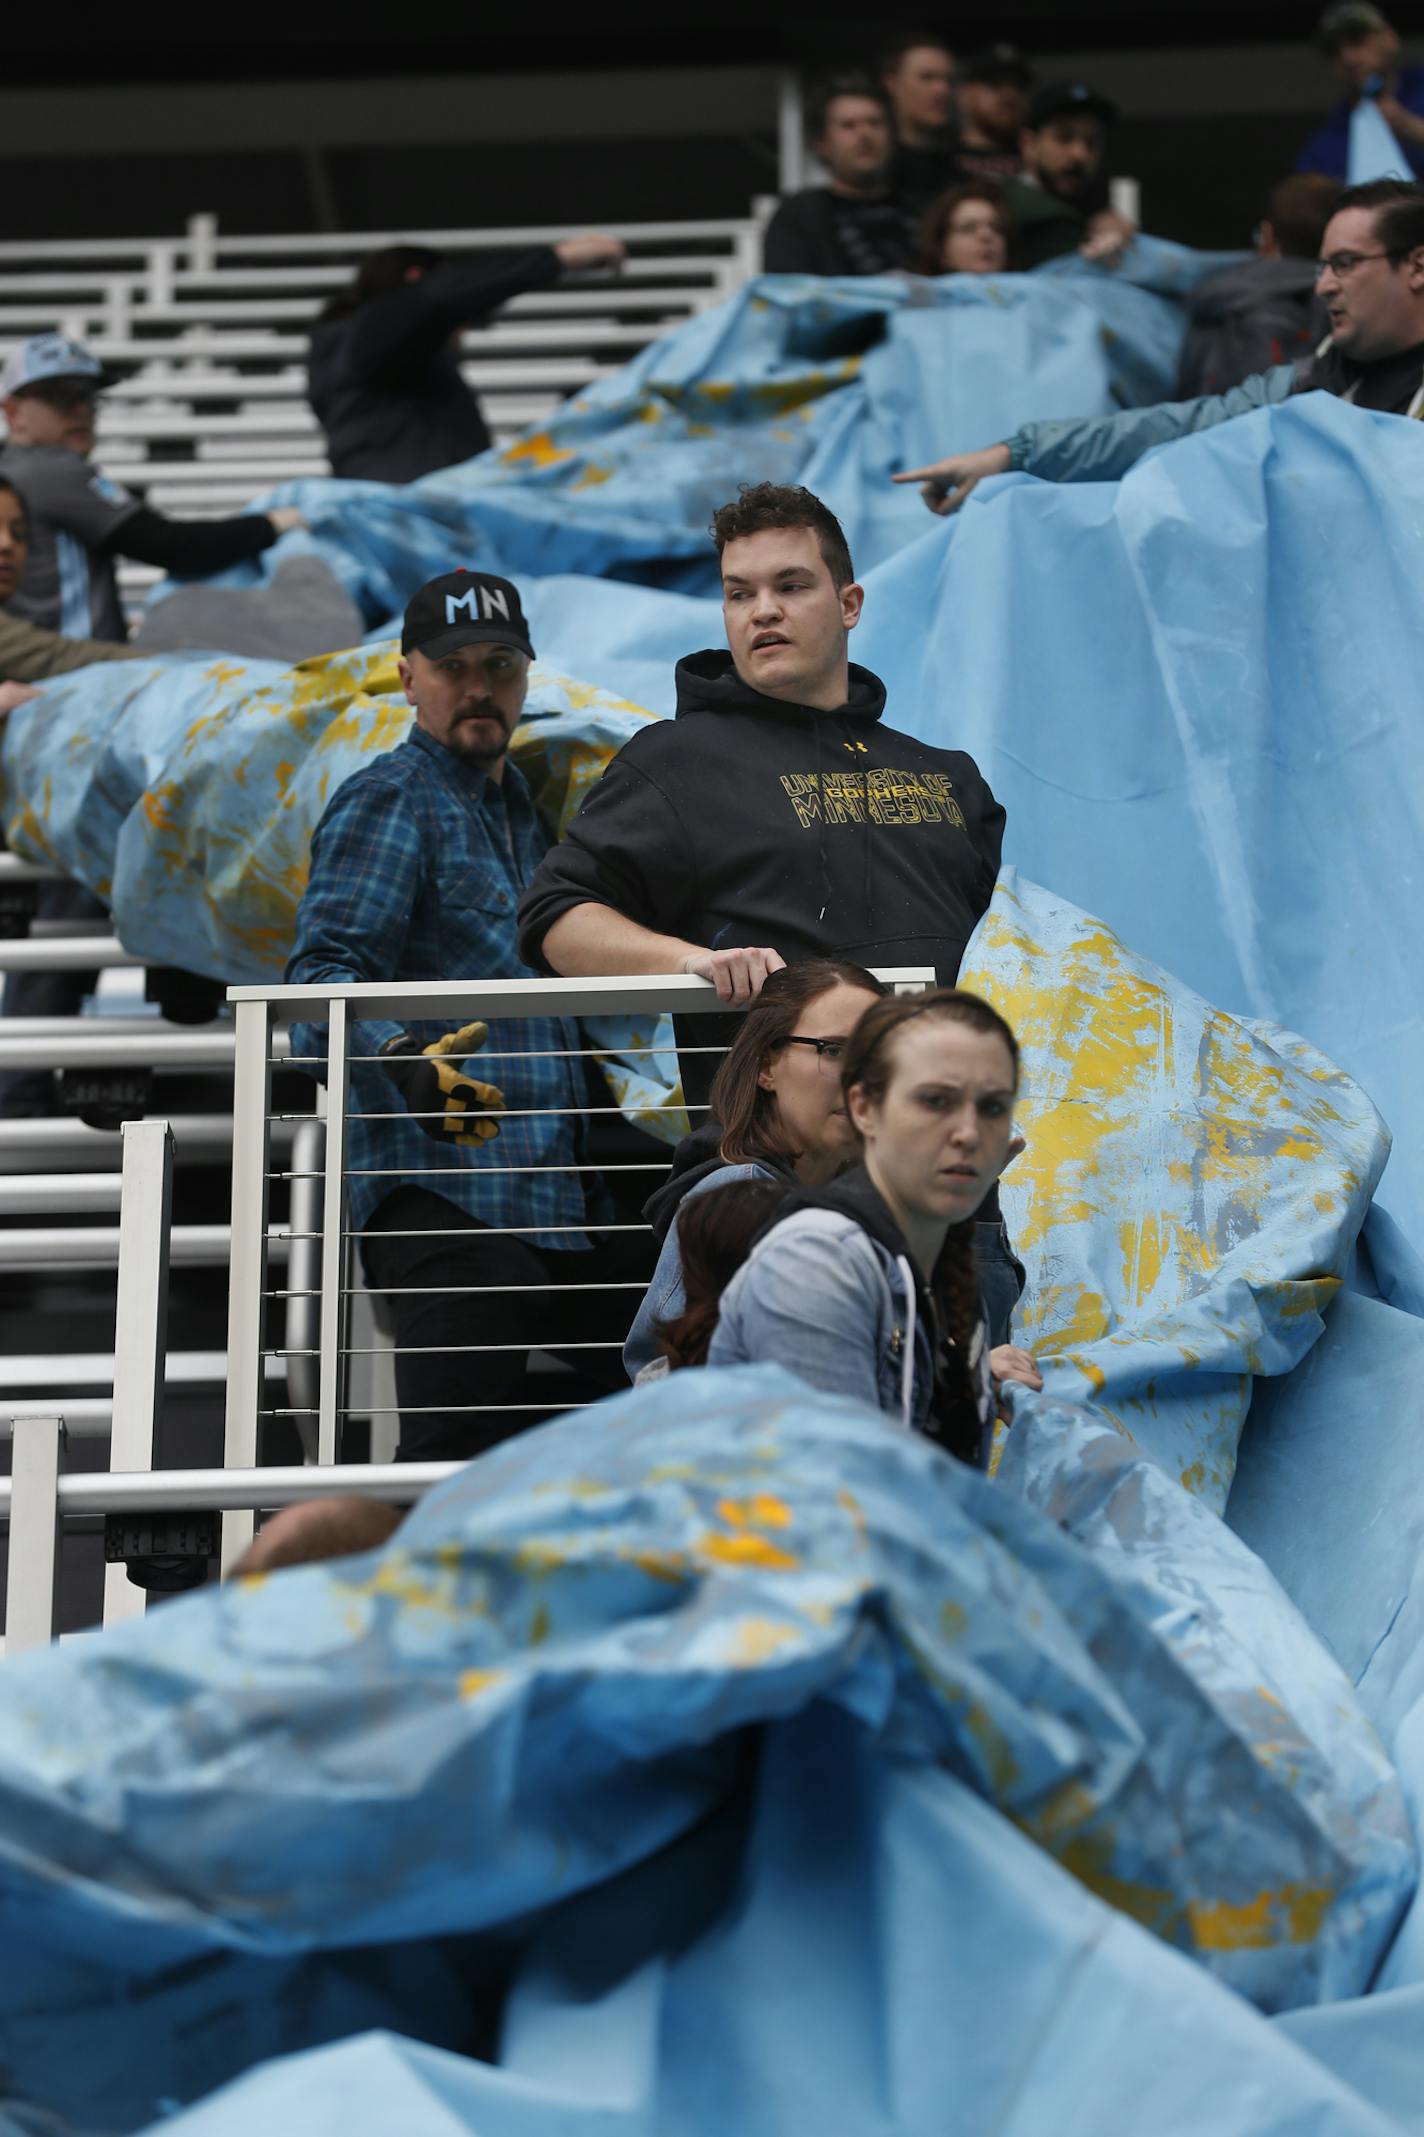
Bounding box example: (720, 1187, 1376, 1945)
(401, 568, 536, 661)
(0, 331, 115, 398)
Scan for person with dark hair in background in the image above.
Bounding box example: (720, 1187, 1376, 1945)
(1001, 81, 1135, 270)
(1176, 175, 1342, 397)
(648, 1177, 793, 1374)
(709, 989, 1041, 1464)
(953, 46, 1034, 182)
(308, 232, 627, 484)
(763, 79, 919, 278)
(1299, 5, 1424, 182)
(913, 182, 1012, 275)
(0, 335, 301, 644)
(880, 29, 960, 215)
(896, 178, 1424, 513)
(624, 959, 888, 1376)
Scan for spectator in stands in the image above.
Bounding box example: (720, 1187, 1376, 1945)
(953, 46, 1034, 182)
(286, 567, 653, 1464)
(880, 30, 960, 215)
(894, 178, 1424, 513)
(624, 959, 889, 1376)
(0, 476, 134, 688)
(709, 990, 1040, 1463)
(518, 480, 1003, 1038)
(0, 334, 300, 643)
(1299, 5, 1424, 183)
(517, 480, 1022, 1340)
(763, 80, 920, 277)
(308, 233, 627, 484)
(1002, 82, 1135, 270)
(1176, 176, 1341, 397)
(913, 183, 1012, 275)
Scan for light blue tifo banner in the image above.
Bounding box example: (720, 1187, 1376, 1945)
(961, 871, 1388, 1509)
(0, 1367, 1412, 2135)
(133, 236, 1234, 619)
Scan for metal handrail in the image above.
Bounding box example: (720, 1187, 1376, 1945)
(220, 966, 934, 1570)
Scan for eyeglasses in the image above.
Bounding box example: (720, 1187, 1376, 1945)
(780, 1034, 848, 1069)
(1314, 249, 1395, 280)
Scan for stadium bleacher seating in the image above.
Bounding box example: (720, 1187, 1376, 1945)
(0, 210, 770, 616)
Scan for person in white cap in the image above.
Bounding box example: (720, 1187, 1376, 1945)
(0, 332, 303, 642)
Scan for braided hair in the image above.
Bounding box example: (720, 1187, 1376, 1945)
(839, 989, 1019, 1429)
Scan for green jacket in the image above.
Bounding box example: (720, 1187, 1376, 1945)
(1002, 179, 1088, 271)
(0, 604, 132, 685)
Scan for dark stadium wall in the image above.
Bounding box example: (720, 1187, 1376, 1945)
(0, 38, 1420, 249)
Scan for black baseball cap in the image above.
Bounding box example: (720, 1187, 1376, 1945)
(1027, 81, 1119, 131)
(401, 568, 535, 661)
(961, 44, 1034, 89)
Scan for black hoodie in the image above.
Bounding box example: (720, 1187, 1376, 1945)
(517, 648, 1004, 1050)
(307, 249, 560, 484)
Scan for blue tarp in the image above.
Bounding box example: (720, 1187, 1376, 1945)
(0, 1369, 1415, 2135)
(2, 246, 1424, 2129)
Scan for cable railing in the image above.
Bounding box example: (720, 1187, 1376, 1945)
(221, 967, 933, 1570)
(1, 966, 932, 1644)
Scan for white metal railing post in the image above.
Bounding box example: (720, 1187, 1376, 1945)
(317, 999, 351, 1466)
(102, 1119, 174, 1628)
(221, 997, 273, 1571)
(5, 1417, 65, 1654)
(283, 1112, 324, 1461)
(146, 244, 177, 309)
(186, 212, 218, 273)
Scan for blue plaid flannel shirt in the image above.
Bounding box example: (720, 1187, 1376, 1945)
(287, 726, 595, 1246)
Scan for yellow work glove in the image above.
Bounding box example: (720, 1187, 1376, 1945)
(380, 1020, 507, 1146)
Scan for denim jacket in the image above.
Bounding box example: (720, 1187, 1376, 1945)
(708, 1191, 994, 1468)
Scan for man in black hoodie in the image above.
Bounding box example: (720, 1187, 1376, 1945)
(517, 480, 1004, 1089)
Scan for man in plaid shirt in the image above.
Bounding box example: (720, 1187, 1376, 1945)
(288, 567, 651, 1462)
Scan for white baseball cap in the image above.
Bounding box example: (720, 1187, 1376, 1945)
(0, 332, 112, 398)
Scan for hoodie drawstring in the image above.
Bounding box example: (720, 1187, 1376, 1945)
(895, 1255, 917, 1430)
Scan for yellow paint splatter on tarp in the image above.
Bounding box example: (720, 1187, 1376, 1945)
(697, 1531, 800, 1573)
(726, 1618, 799, 1666)
(458, 1668, 506, 1701)
(501, 431, 575, 469)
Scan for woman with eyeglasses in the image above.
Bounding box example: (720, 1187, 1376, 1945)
(708, 988, 1041, 1467)
(624, 959, 888, 1380)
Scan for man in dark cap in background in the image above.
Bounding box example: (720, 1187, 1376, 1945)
(952, 46, 1034, 183)
(1299, 6, 1424, 182)
(286, 566, 653, 1462)
(1001, 82, 1136, 269)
